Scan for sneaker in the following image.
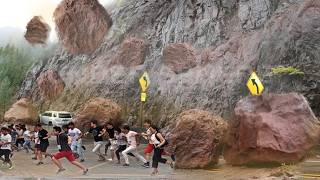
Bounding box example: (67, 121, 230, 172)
(123, 163, 129, 167)
(107, 158, 113, 162)
(80, 159, 85, 162)
(8, 164, 13, 170)
(83, 169, 88, 175)
(36, 162, 44, 166)
(32, 157, 37, 160)
(57, 168, 66, 174)
(142, 162, 150, 168)
(82, 146, 86, 151)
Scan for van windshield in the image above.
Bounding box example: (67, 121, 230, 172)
(43, 112, 52, 117)
(59, 113, 72, 118)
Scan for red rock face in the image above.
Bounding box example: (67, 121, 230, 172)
(24, 16, 51, 45)
(162, 43, 197, 74)
(53, 0, 112, 55)
(167, 109, 228, 169)
(225, 93, 320, 165)
(74, 98, 122, 131)
(113, 38, 148, 67)
(4, 98, 38, 125)
(37, 70, 65, 101)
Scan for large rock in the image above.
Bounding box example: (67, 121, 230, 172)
(74, 98, 122, 131)
(225, 93, 320, 165)
(112, 37, 148, 67)
(53, 0, 112, 54)
(36, 70, 65, 101)
(167, 109, 228, 169)
(4, 98, 38, 125)
(162, 43, 197, 74)
(24, 16, 51, 45)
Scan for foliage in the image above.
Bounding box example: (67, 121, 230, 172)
(271, 66, 305, 76)
(0, 44, 36, 118)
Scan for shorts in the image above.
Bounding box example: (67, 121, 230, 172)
(35, 144, 40, 149)
(0, 149, 11, 162)
(144, 143, 154, 154)
(53, 151, 76, 162)
(39, 143, 49, 152)
(109, 139, 117, 151)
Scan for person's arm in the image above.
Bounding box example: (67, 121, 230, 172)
(84, 128, 92, 136)
(43, 131, 50, 139)
(135, 133, 141, 146)
(99, 128, 106, 137)
(155, 133, 166, 148)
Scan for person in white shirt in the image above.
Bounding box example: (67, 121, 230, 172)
(121, 124, 148, 167)
(68, 122, 85, 162)
(0, 127, 13, 169)
(32, 127, 40, 160)
(22, 127, 32, 153)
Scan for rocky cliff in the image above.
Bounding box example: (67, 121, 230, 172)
(17, 0, 320, 126)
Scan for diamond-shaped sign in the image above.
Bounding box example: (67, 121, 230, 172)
(139, 72, 150, 92)
(247, 72, 264, 96)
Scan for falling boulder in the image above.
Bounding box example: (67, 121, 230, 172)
(24, 16, 51, 45)
(4, 98, 38, 125)
(37, 70, 65, 101)
(224, 93, 320, 165)
(167, 109, 228, 169)
(53, 0, 112, 55)
(112, 38, 148, 67)
(163, 43, 197, 74)
(74, 98, 122, 131)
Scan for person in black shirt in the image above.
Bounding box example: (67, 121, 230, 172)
(35, 124, 49, 166)
(84, 120, 105, 161)
(101, 122, 116, 162)
(50, 126, 88, 175)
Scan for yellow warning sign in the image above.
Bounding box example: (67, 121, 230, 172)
(141, 93, 147, 102)
(247, 72, 264, 96)
(139, 72, 150, 92)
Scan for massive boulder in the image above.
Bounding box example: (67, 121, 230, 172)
(112, 37, 148, 67)
(162, 43, 197, 74)
(36, 70, 65, 101)
(74, 98, 122, 131)
(225, 93, 320, 165)
(53, 0, 112, 54)
(24, 16, 51, 45)
(167, 109, 228, 169)
(4, 98, 38, 125)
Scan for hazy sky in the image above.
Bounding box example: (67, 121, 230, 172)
(0, 0, 112, 41)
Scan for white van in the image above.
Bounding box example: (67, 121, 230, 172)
(39, 111, 73, 127)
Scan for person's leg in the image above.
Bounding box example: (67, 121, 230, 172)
(77, 140, 84, 161)
(129, 147, 147, 164)
(92, 142, 104, 160)
(152, 148, 163, 175)
(115, 145, 126, 163)
(4, 150, 13, 169)
(51, 157, 64, 169)
(122, 146, 135, 165)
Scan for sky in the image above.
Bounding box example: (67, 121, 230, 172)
(0, 0, 113, 41)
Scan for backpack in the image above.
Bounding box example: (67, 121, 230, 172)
(155, 132, 168, 148)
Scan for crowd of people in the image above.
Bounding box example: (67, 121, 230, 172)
(0, 119, 174, 176)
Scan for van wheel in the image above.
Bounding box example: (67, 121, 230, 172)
(48, 122, 53, 126)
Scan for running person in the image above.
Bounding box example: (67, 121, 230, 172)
(15, 125, 24, 150)
(141, 120, 153, 167)
(68, 122, 85, 162)
(121, 124, 148, 167)
(50, 126, 88, 175)
(114, 128, 128, 164)
(36, 124, 50, 165)
(32, 126, 40, 160)
(149, 125, 174, 175)
(84, 120, 105, 161)
(0, 127, 13, 169)
(22, 127, 32, 153)
(101, 122, 116, 162)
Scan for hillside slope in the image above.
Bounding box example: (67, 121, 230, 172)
(17, 0, 320, 125)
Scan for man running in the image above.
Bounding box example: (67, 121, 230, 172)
(121, 124, 148, 167)
(22, 127, 32, 153)
(102, 122, 116, 162)
(35, 124, 50, 165)
(68, 122, 85, 162)
(84, 120, 105, 161)
(50, 126, 88, 175)
(0, 127, 13, 169)
(141, 120, 153, 168)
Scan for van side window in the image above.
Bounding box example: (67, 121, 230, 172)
(43, 113, 52, 117)
(53, 113, 57, 117)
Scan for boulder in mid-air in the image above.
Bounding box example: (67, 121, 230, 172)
(4, 98, 38, 125)
(24, 16, 51, 45)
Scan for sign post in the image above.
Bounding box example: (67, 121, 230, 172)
(139, 72, 150, 127)
(247, 72, 264, 96)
